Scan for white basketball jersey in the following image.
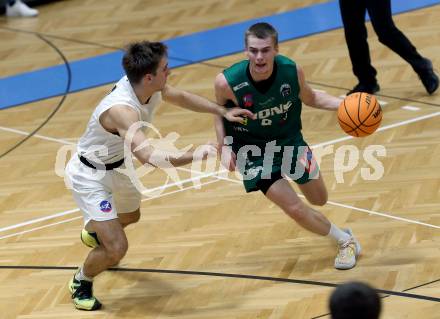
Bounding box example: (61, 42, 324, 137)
(77, 76, 161, 163)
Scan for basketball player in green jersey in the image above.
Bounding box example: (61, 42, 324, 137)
(214, 22, 361, 270)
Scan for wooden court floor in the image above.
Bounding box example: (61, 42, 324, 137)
(0, 0, 439, 318)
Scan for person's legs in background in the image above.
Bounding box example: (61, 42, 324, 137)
(339, 0, 380, 94)
(367, 0, 438, 94)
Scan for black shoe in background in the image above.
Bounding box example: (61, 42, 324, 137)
(347, 82, 380, 95)
(417, 59, 439, 95)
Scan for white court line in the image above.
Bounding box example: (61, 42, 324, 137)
(0, 179, 221, 240)
(0, 170, 222, 234)
(312, 111, 440, 149)
(3, 111, 439, 151)
(0, 208, 80, 233)
(186, 170, 440, 229)
(0, 125, 227, 233)
(376, 111, 440, 132)
(326, 200, 440, 229)
(140, 169, 227, 195)
(1, 110, 439, 233)
(0, 126, 76, 145)
(0, 216, 83, 240)
(0, 125, 229, 177)
(401, 105, 420, 111)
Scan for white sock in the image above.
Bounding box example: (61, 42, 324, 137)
(327, 224, 351, 243)
(75, 267, 93, 282)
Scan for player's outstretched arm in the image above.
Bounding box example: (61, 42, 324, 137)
(162, 84, 255, 123)
(106, 105, 216, 167)
(296, 65, 342, 111)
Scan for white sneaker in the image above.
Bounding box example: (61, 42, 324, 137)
(334, 228, 361, 270)
(6, 0, 39, 17)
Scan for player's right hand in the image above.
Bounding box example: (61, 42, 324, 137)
(224, 107, 256, 123)
(218, 144, 236, 171)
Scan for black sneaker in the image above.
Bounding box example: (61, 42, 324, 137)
(68, 271, 102, 311)
(347, 82, 380, 95)
(417, 59, 439, 95)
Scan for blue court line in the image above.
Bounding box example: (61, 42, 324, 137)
(1, 0, 439, 110)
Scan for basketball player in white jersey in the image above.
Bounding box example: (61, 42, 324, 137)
(65, 41, 254, 311)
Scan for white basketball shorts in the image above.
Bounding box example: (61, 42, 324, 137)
(65, 155, 141, 225)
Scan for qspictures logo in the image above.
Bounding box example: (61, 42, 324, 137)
(55, 121, 387, 196)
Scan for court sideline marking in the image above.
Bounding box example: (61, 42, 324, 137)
(178, 166, 440, 230)
(0, 178, 221, 240)
(0, 265, 438, 303)
(0, 109, 439, 238)
(0, 171, 224, 234)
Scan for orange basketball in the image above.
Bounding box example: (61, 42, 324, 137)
(338, 92, 382, 137)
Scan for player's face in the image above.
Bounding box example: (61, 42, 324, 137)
(245, 35, 278, 80)
(151, 56, 170, 90)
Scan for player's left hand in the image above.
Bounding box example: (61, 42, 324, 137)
(224, 107, 256, 123)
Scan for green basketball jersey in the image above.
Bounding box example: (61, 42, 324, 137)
(223, 55, 304, 152)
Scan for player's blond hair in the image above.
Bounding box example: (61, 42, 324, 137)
(245, 22, 278, 47)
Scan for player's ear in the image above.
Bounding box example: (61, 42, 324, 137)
(143, 73, 153, 84)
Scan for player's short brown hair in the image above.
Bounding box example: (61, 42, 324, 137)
(122, 41, 168, 84)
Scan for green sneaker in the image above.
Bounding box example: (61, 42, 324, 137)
(68, 271, 102, 311)
(81, 229, 100, 248)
